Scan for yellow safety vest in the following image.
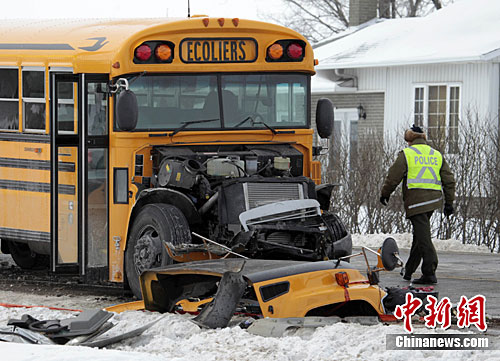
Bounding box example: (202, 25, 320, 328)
(403, 144, 443, 191)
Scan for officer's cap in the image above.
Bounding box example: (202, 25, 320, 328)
(404, 124, 427, 142)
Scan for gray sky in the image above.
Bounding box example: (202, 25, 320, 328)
(0, 0, 283, 20)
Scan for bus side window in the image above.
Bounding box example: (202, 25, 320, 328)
(22, 69, 46, 132)
(57, 81, 76, 133)
(0, 68, 19, 131)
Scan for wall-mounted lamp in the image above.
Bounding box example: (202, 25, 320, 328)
(357, 104, 367, 120)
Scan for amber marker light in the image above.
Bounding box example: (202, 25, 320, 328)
(268, 43, 284, 60)
(335, 272, 350, 287)
(314, 59, 319, 66)
(232, 18, 239, 27)
(218, 18, 225, 27)
(112, 61, 120, 69)
(155, 44, 172, 61)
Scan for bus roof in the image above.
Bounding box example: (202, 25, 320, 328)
(0, 18, 315, 75)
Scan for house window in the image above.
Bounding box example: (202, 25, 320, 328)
(0, 68, 19, 130)
(414, 87, 424, 126)
(22, 68, 46, 132)
(427, 85, 447, 142)
(413, 84, 460, 153)
(448, 86, 460, 153)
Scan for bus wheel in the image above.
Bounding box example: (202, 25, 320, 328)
(125, 203, 191, 299)
(323, 212, 350, 260)
(324, 212, 348, 241)
(8, 241, 49, 270)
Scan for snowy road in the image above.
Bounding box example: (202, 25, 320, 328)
(351, 234, 500, 317)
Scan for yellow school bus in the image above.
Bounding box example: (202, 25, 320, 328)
(0, 17, 350, 297)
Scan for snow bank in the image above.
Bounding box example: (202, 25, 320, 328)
(352, 233, 494, 254)
(0, 307, 498, 360)
(0, 343, 160, 361)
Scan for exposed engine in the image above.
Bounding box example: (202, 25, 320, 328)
(145, 143, 351, 261)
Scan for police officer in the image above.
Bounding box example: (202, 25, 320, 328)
(380, 125, 456, 284)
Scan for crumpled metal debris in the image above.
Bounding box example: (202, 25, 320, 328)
(246, 316, 380, 337)
(3, 309, 163, 348)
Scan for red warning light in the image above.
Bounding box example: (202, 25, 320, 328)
(287, 43, 303, 59)
(135, 44, 152, 61)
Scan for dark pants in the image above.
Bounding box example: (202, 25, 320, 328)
(405, 211, 438, 277)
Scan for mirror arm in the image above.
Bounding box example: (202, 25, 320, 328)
(339, 251, 363, 261)
(362, 246, 381, 257)
(109, 78, 130, 94)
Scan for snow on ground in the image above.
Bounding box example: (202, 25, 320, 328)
(0, 236, 496, 360)
(0, 289, 119, 310)
(352, 233, 494, 254)
(1, 306, 499, 361)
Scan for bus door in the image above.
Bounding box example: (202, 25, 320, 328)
(84, 75, 109, 281)
(50, 74, 109, 279)
(50, 73, 81, 273)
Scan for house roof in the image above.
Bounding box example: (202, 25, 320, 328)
(314, 0, 500, 69)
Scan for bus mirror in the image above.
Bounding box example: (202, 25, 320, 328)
(116, 89, 138, 131)
(315, 98, 334, 139)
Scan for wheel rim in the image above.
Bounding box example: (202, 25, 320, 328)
(133, 226, 163, 275)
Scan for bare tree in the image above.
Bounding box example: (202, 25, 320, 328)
(324, 111, 500, 253)
(407, 0, 424, 17)
(397, 0, 449, 17)
(431, 0, 443, 9)
(268, 0, 350, 43)
(268, 0, 454, 43)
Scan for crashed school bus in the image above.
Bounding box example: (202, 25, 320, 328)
(117, 238, 415, 329)
(0, 17, 351, 298)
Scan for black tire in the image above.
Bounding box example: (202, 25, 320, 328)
(323, 212, 350, 260)
(8, 241, 49, 270)
(125, 203, 191, 299)
(324, 212, 348, 241)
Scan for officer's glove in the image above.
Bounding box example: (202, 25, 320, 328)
(444, 203, 454, 217)
(380, 195, 390, 206)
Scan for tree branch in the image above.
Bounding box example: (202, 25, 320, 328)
(286, 0, 342, 33)
(267, 0, 452, 43)
(431, 0, 442, 9)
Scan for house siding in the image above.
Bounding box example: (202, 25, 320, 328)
(311, 92, 385, 144)
(354, 63, 500, 133)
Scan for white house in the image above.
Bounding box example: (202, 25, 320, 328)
(312, 0, 500, 154)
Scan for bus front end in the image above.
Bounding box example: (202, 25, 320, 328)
(108, 18, 351, 297)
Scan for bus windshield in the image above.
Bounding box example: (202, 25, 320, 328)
(122, 73, 308, 131)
